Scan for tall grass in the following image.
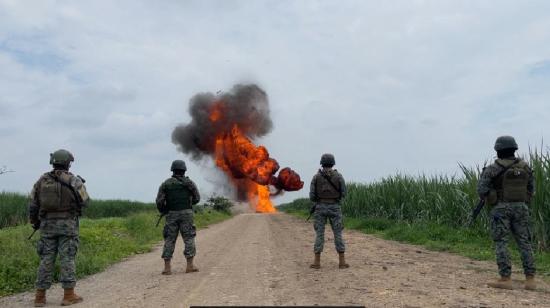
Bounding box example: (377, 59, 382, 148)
(282, 150, 550, 251)
(0, 194, 155, 229)
(0, 210, 231, 296)
(529, 149, 550, 251)
(0, 192, 27, 229)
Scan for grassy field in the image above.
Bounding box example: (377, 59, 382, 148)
(280, 149, 550, 278)
(337, 150, 550, 251)
(281, 199, 550, 279)
(0, 192, 156, 228)
(0, 209, 231, 296)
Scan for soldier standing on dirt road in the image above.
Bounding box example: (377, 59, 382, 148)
(156, 159, 201, 275)
(309, 153, 350, 269)
(28, 149, 90, 307)
(477, 136, 537, 290)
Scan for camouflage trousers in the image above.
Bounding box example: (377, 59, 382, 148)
(35, 218, 80, 290)
(313, 203, 345, 254)
(162, 210, 196, 260)
(490, 202, 536, 277)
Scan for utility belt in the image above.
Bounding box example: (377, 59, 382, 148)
(43, 211, 77, 219)
(487, 189, 529, 206)
(318, 198, 340, 204)
(167, 209, 194, 214)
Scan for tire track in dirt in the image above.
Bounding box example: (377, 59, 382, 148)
(1, 213, 549, 307)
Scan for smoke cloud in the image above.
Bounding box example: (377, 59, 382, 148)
(172, 84, 273, 160)
(172, 83, 303, 204)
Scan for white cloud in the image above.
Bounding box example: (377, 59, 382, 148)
(1, 0, 549, 203)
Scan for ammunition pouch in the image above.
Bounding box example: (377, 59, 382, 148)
(486, 189, 498, 206)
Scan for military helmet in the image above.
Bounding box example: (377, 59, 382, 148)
(494, 136, 518, 151)
(49, 149, 74, 166)
(170, 160, 187, 171)
(320, 153, 335, 166)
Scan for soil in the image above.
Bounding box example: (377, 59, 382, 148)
(1, 213, 549, 307)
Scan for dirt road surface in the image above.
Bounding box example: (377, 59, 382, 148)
(2, 213, 549, 307)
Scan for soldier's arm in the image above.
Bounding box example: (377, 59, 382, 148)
(309, 175, 318, 202)
(28, 179, 41, 226)
(477, 165, 497, 198)
(188, 180, 201, 205)
(155, 182, 166, 212)
(338, 173, 347, 199)
(527, 164, 535, 197)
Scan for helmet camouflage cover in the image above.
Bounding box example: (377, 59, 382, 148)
(320, 153, 335, 166)
(49, 149, 74, 166)
(170, 160, 187, 171)
(494, 136, 518, 151)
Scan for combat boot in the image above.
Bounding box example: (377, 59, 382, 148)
(162, 258, 172, 275)
(310, 253, 321, 269)
(34, 289, 46, 307)
(338, 252, 350, 269)
(525, 274, 537, 290)
(61, 288, 83, 306)
(487, 276, 513, 290)
(185, 257, 199, 273)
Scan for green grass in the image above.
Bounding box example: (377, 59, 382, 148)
(0, 193, 156, 228)
(332, 149, 550, 251)
(281, 202, 550, 279)
(0, 210, 231, 296)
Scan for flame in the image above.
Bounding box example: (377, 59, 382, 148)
(249, 183, 276, 213)
(209, 103, 223, 122)
(210, 101, 303, 213)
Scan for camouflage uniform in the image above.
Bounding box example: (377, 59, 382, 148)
(156, 175, 200, 260)
(477, 158, 536, 278)
(28, 169, 88, 290)
(309, 168, 347, 254)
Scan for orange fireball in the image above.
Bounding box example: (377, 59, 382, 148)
(209, 102, 303, 212)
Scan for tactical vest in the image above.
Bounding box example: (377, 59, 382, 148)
(315, 170, 341, 200)
(164, 177, 192, 211)
(493, 159, 530, 202)
(38, 171, 79, 218)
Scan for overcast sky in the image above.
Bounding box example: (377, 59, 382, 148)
(1, 1, 549, 204)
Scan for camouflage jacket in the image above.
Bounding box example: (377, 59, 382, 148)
(156, 175, 200, 212)
(309, 168, 346, 202)
(477, 157, 535, 199)
(28, 169, 89, 225)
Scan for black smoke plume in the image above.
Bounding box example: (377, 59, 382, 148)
(171, 84, 273, 159)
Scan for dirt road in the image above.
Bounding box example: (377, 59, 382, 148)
(2, 213, 549, 307)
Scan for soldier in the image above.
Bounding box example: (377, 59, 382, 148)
(477, 136, 536, 290)
(28, 149, 89, 307)
(156, 159, 201, 275)
(309, 153, 349, 269)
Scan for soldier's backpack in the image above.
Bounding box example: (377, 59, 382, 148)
(497, 159, 530, 202)
(315, 170, 342, 200)
(39, 172, 89, 214)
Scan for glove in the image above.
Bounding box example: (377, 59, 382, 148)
(32, 222, 40, 230)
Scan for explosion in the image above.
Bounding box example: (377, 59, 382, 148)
(172, 84, 303, 212)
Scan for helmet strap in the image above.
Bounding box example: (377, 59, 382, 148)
(53, 163, 69, 171)
(173, 170, 185, 176)
(497, 149, 516, 159)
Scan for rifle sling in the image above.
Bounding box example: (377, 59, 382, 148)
(319, 171, 341, 199)
(490, 158, 521, 194)
(47, 173, 82, 207)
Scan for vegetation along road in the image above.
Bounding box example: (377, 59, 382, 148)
(1, 212, 549, 307)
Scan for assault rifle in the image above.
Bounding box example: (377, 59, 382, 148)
(28, 222, 40, 240)
(306, 204, 316, 221)
(468, 199, 486, 226)
(155, 213, 166, 227)
(28, 228, 38, 240)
